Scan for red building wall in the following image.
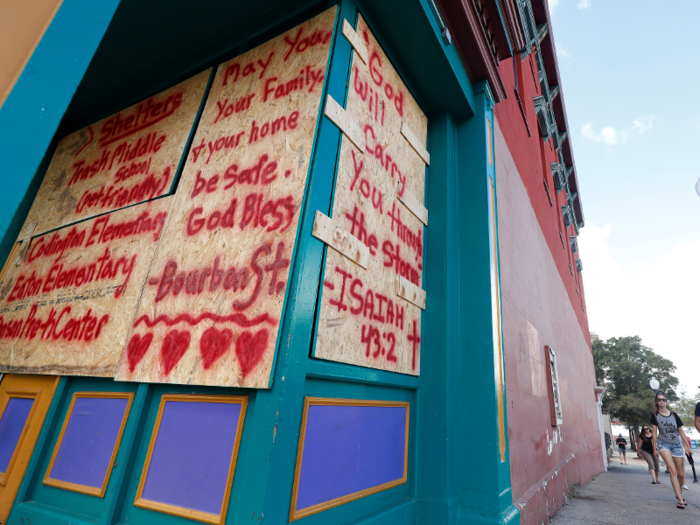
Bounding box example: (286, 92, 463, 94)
(495, 56, 589, 348)
(494, 55, 603, 525)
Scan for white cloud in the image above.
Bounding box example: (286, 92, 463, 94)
(581, 123, 617, 145)
(581, 116, 654, 146)
(579, 222, 700, 395)
(557, 43, 572, 60)
(576, 0, 591, 9)
(549, 0, 560, 10)
(630, 116, 654, 134)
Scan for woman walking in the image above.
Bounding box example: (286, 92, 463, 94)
(638, 425, 660, 484)
(650, 390, 692, 509)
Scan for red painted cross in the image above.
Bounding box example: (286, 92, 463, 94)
(407, 319, 420, 370)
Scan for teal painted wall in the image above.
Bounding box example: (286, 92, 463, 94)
(1, 1, 519, 524)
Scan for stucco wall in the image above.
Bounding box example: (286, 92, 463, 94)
(0, 0, 63, 109)
(495, 118, 604, 525)
(493, 56, 590, 348)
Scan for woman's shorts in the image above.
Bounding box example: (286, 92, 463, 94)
(641, 449, 659, 471)
(618, 446, 626, 456)
(657, 439, 685, 458)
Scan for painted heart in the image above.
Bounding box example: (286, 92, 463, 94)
(235, 329, 269, 378)
(127, 333, 153, 372)
(160, 330, 191, 376)
(200, 327, 233, 370)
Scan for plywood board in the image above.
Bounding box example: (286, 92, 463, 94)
(0, 198, 173, 376)
(314, 17, 428, 375)
(19, 70, 210, 237)
(115, 8, 338, 388)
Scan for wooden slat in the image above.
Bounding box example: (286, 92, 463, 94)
(397, 184, 428, 226)
(312, 211, 369, 269)
(18, 222, 36, 242)
(324, 95, 366, 152)
(395, 275, 426, 310)
(341, 19, 368, 64)
(401, 121, 430, 165)
(12, 222, 38, 266)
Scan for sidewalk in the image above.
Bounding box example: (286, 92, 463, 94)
(550, 451, 700, 524)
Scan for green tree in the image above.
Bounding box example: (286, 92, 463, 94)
(593, 336, 679, 446)
(673, 393, 700, 425)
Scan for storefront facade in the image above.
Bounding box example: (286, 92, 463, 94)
(0, 1, 601, 524)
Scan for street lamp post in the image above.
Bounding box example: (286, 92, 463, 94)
(638, 377, 661, 454)
(650, 377, 659, 392)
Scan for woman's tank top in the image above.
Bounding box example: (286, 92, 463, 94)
(640, 436, 654, 454)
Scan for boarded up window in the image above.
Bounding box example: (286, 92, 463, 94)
(1, 7, 339, 388)
(545, 345, 563, 425)
(313, 16, 427, 376)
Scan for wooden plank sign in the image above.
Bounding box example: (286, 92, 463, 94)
(115, 8, 338, 388)
(314, 17, 428, 375)
(19, 70, 210, 237)
(0, 198, 173, 376)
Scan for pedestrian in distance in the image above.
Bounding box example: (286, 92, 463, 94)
(638, 425, 660, 484)
(650, 390, 692, 509)
(685, 436, 698, 484)
(616, 434, 628, 465)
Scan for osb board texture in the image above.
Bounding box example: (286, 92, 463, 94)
(21, 70, 210, 236)
(314, 17, 427, 376)
(115, 8, 337, 388)
(0, 198, 173, 376)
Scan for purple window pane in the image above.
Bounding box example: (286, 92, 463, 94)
(296, 405, 407, 510)
(141, 401, 242, 515)
(50, 397, 129, 489)
(0, 398, 34, 472)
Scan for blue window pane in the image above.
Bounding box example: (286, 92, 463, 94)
(0, 398, 34, 472)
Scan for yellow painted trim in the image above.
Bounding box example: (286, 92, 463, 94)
(134, 394, 248, 525)
(42, 391, 134, 497)
(289, 397, 410, 522)
(0, 375, 58, 525)
(489, 178, 506, 462)
(0, 242, 21, 282)
(0, 389, 42, 486)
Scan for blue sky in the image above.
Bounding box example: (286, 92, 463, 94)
(548, 0, 700, 393)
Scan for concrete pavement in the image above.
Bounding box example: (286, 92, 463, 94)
(550, 451, 700, 524)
